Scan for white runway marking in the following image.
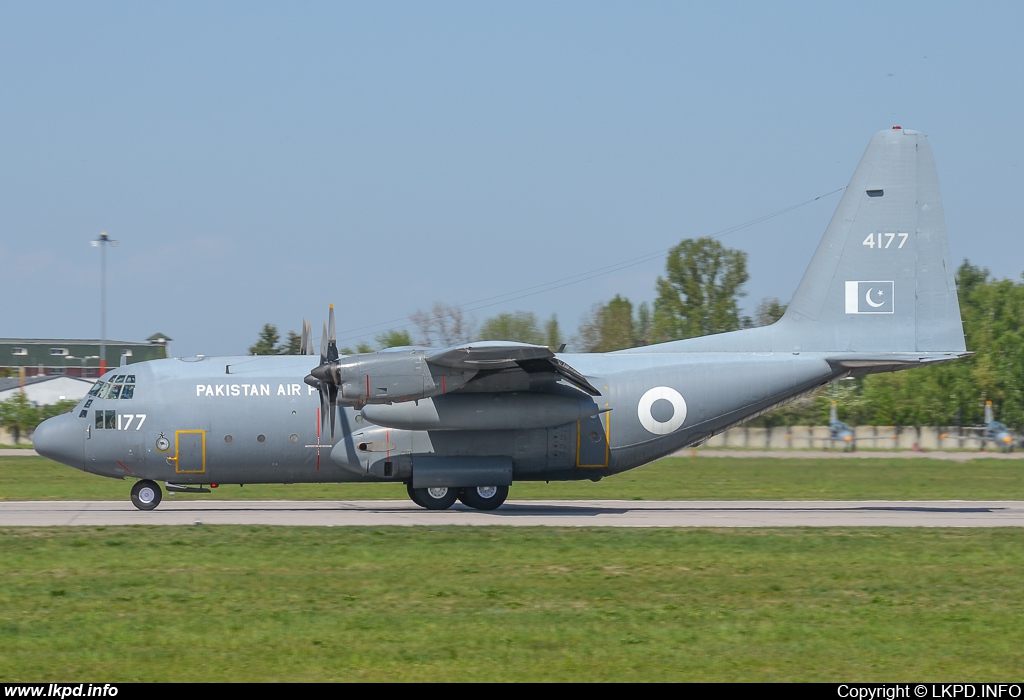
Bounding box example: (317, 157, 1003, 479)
(2, 500, 1024, 527)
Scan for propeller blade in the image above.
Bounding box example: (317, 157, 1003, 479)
(318, 384, 330, 435)
(300, 319, 310, 356)
(320, 323, 327, 365)
(305, 320, 313, 355)
(327, 304, 339, 363)
(328, 383, 338, 437)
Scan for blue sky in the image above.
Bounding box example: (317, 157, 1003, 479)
(2, 2, 1021, 357)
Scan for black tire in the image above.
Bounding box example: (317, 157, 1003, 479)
(130, 480, 162, 511)
(408, 485, 458, 510)
(406, 482, 426, 508)
(459, 485, 509, 511)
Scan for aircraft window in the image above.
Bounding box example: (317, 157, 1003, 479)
(126, 375, 135, 383)
(109, 384, 123, 400)
(257, 434, 266, 443)
(84, 399, 93, 408)
(98, 383, 115, 399)
(104, 410, 116, 430)
(224, 435, 233, 443)
(94, 411, 104, 429)
(79, 410, 87, 419)
(866, 189, 884, 197)
(88, 382, 105, 397)
(114, 375, 125, 382)
(121, 384, 135, 400)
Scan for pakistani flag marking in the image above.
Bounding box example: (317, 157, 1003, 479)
(845, 281, 895, 314)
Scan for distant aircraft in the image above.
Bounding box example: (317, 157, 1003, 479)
(34, 127, 970, 510)
(960, 401, 1018, 452)
(825, 402, 896, 451)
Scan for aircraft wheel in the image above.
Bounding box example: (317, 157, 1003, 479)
(130, 480, 162, 511)
(459, 485, 509, 511)
(406, 483, 426, 507)
(408, 486, 458, 510)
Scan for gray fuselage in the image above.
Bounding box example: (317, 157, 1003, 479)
(53, 349, 836, 487)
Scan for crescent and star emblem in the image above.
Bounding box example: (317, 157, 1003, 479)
(864, 288, 886, 308)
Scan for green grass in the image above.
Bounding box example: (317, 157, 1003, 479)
(4, 454, 1024, 502)
(2, 526, 1023, 681)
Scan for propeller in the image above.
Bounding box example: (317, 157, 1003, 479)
(306, 305, 342, 438)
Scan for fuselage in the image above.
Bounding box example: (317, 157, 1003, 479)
(37, 349, 838, 487)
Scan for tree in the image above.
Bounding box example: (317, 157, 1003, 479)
(340, 341, 375, 355)
(651, 237, 749, 341)
(544, 315, 563, 349)
(376, 330, 414, 348)
(0, 393, 39, 444)
(754, 298, 787, 327)
(411, 302, 475, 347)
(249, 324, 281, 355)
(280, 331, 303, 355)
(478, 312, 544, 344)
(576, 295, 649, 352)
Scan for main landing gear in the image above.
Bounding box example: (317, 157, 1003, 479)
(406, 484, 509, 511)
(130, 479, 163, 511)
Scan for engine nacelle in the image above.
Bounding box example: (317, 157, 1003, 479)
(360, 392, 604, 431)
(328, 351, 475, 405)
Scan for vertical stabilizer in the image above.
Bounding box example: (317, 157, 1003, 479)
(776, 127, 965, 353)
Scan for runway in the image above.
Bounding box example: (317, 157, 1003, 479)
(3, 499, 1024, 527)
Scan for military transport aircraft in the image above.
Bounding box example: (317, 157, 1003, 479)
(34, 127, 969, 511)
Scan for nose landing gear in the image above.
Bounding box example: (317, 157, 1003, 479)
(130, 480, 162, 511)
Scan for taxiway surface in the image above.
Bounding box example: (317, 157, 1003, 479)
(2, 499, 1024, 527)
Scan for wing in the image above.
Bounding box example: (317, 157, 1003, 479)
(427, 342, 601, 396)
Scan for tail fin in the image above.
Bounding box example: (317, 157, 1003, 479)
(777, 127, 966, 354)
(629, 127, 967, 358)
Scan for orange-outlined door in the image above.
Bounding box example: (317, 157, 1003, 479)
(172, 430, 206, 474)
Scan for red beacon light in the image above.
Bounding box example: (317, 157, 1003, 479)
(892, 125, 902, 130)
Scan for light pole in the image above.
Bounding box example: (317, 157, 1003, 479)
(91, 231, 118, 375)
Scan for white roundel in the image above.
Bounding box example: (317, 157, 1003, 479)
(637, 386, 687, 435)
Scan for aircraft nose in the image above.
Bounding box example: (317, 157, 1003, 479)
(34, 412, 86, 470)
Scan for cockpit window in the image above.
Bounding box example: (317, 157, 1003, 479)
(93, 376, 136, 399)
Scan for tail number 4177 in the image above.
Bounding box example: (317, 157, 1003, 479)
(863, 232, 908, 249)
